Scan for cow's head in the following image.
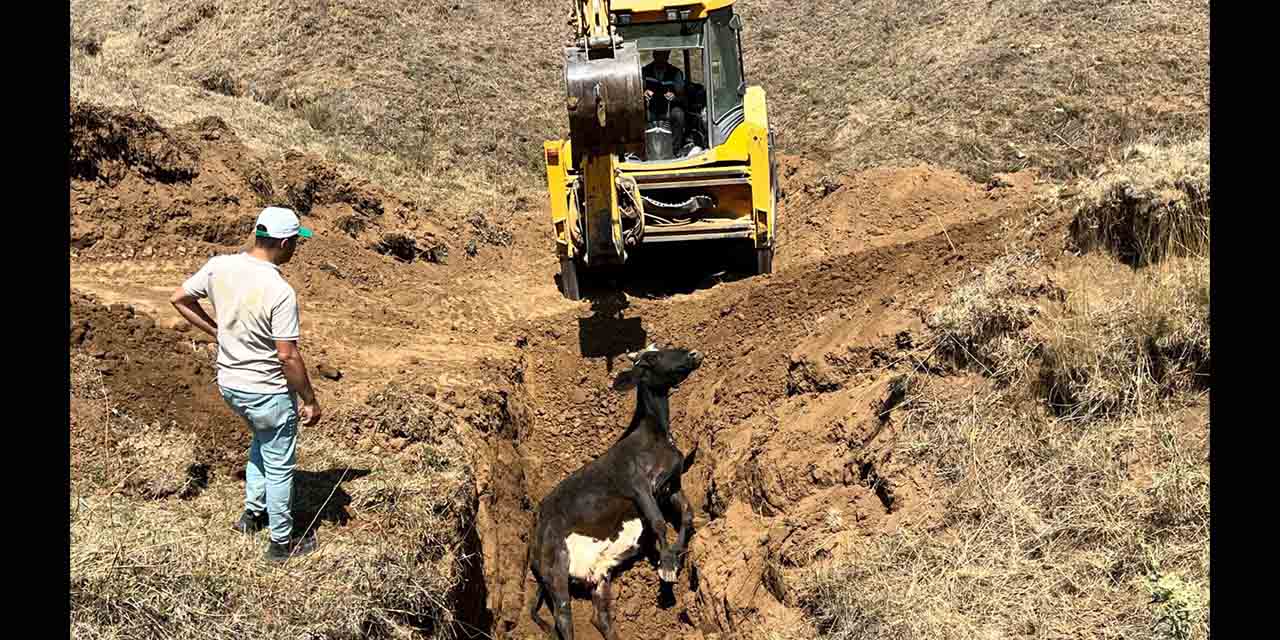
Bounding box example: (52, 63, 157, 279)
(612, 343, 704, 392)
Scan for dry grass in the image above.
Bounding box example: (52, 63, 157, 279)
(111, 431, 208, 500)
(792, 379, 1209, 640)
(926, 251, 1058, 381)
(1066, 136, 1210, 266)
(739, 0, 1208, 181)
(70, 0, 566, 204)
(71, 0, 1208, 188)
(928, 215, 1208, 423)
(69, 100, 199, 183)
(1038, 255, 1209, 421)
(794, 184, 1210, 637)
(69, 371, 481, 639)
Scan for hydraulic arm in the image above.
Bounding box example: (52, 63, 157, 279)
(564, 0, 646, 266)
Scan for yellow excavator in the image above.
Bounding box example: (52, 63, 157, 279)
(545, 0, 776, 299)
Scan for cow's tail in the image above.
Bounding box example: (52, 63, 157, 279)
(682, 443, 700, 472)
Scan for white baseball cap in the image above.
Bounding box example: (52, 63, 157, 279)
(254, 206, 313, 239)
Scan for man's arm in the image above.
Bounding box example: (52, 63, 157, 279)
(277, 340, 322, 426)
(170, 287, 218, 338)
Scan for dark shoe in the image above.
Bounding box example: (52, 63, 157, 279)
(232, 510, 267, 535)
(265, 533, 318, 563)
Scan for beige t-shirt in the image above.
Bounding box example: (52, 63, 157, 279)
(182, 253, 301, 394)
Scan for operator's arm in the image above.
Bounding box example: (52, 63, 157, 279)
(171, 261, 218, 338)
(643, 64, 658, 97)
(277, 340, 321, 426)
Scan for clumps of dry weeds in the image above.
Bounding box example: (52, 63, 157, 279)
(112, 431, 209, 500)
(1038, 256, 1209, 421)
(792, 377, 1209, 640)
(71, 385, 480, 639)
(927, 245, 1208, 422)
(1066, 136, 1210, 266)
(926, 251, 1061, 381)
(71, 352, 206, 498)
(73, 373, 483, 637)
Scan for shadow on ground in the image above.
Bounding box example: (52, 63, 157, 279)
(569, 239, 759, 301)
(292, 467, 373, 533)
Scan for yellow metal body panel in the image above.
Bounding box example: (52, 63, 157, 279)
(743, 85, 774, 246)
(544, 140, 575, 258)
(582, 152, 625, 264)
(611, 0, 736, 20)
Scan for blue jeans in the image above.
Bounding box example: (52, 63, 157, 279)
(219, 387, 298, 544)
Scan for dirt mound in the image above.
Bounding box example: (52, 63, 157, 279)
(70, 104, 267, 253)
(775, 155, 1041, 268)
(70, 100, 199, 184)
(276, 150, 385, 217)
(68, 102, 471, 289)
(69, 290, 246, 477)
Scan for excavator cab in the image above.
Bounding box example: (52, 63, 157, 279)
(627, 20, 703, 161)
(546, 1, 775, 300)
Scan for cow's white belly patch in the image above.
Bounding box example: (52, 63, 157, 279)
(565, 518, 644, 584)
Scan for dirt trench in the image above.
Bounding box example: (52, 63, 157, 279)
(466, 181, 1054, 638)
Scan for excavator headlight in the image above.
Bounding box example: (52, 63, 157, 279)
(666, 9, 678, 21)
(679, 10, 692, 20)
(614, 12, 631, 25)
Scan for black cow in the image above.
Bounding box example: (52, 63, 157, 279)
(527, 344, 703, 639)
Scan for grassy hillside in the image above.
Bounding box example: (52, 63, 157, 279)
(71, 0, 1208, 190)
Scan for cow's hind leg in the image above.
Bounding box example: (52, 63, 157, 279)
(529, 578, 552, 635)
(590, 576, 620, 640)
(547, 550, 575, 639)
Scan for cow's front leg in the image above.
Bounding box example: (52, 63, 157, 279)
(660, 489, 695, 582)
(629, 483, 680, 586)
(631, 483, 672, 560)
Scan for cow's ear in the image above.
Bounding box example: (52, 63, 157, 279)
(612, 368, 639, 391)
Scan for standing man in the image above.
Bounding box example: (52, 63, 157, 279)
(170, 206, 323, 563)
